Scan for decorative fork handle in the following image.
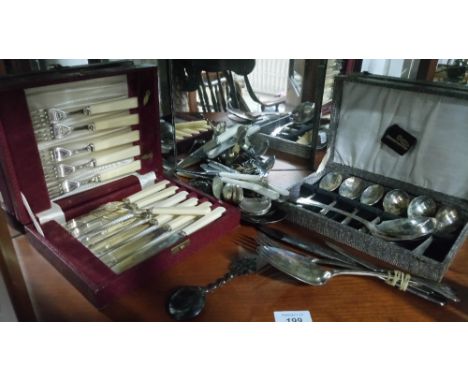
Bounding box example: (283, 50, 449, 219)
(32, 97, 138, 123)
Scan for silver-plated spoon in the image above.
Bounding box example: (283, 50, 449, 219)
(295, 197, 436, 241)
(407, 196, 437, 218)
(360, 184, 385, 206)
(319, 172, 343, 192)
(435, 206, 461, 235)
(383, 189, 411, 216)
(338, 176, 364, 200)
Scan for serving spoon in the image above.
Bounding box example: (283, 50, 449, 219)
(295, 197, 436, 241)
(258, 245, 458, 303)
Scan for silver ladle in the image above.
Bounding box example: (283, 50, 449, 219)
(295, 197, 436, 241)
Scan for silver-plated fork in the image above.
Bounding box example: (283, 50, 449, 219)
(44, 159, 97, 180)
(41, 144, 95, 163)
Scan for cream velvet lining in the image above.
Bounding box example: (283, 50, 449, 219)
(334, 81, 468, 200)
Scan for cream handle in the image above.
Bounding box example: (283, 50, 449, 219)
(219, 176, 280, 200)
(154, 197, 199, 225)
(151, 206, 211, 215)
(88, 97, 138, 115)
(93, 114, 139, 131)
(175, 129, 193, 138)
(175, 131, 186, 141)
(165, 202, 212, 231)
(267, 182, 290, 197)
(219, 172, 263, 182)
(150, 191, 188, 207)
(93, 130, 140, 151)
(175, 121, 210, 130)
(182, 207, 226, 236)
(135, 186, 178, 208)
(94, 145, 141, 166)
(124, 180, 170, 203)
(179, 125, 210, 133)
(99, 160, 141, 182)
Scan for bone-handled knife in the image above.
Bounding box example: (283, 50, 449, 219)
(133, 186, 179, 209)
(100, 202, 214, 268)
(110, 206, 226, 274)
(93, 199, 205, 257)
(124, 180, 170, 204)
(150, 206, 211, 215)
(81, 191, 190, 246)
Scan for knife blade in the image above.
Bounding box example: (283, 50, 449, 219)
(256, 226, 363, 266)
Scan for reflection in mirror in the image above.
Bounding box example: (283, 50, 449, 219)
(165, 59, 339, 218)
(433, 59, 467, 85)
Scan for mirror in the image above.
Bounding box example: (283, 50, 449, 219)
(163, 59, 346, 215)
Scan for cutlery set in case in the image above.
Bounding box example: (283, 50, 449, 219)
(0, 63, 239, 307)
(285, 74, 468, 281)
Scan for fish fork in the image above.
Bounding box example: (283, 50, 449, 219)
(34, 113, 139, 142)
(43, 144, 141, 180)
(40, 130, 140, 163)
(31, 97, 138, 126)
(48, 160, 141, 198)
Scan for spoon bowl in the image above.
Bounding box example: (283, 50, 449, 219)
(360, 184, 385, 205)
(435, 206, 461, 234)
(407, 195, 437, 218)
(383, 189, 411, 216)
(319, 172, 343, 192)
(339, 176, 364, 200)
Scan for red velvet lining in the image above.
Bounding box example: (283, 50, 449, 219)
(0, 90, 51, 224)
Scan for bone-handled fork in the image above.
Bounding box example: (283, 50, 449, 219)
(66, 180, 171, 233)
(44, 144, 141, 181)
(31, 97, 139, 126)
(41, 129, 140, 164)
(79, 190, 190, 245)
(72, 184, 180, 239)
(99, 202, 213, 267)
(48, 160, 141, 199)
(90, 197, 203, 255)
(69, 183, 177, 238)
(34, 113, 140, 142)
